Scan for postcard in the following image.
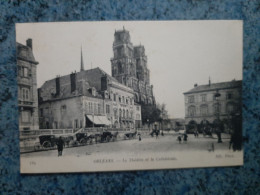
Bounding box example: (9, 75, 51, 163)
(16, 20, 243, 173)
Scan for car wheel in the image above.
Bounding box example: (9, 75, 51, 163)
(42, 141, 51, 148)
(80, 138, 86, 145)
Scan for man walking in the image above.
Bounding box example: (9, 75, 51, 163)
(57, 136, 65, 157)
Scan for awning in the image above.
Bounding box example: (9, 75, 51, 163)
(97, 115, 111, 126)
(86, 115, 111, 126)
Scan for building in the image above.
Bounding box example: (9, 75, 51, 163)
(161, 118, 185, 131)
(183, 80, 242, 132)
(111, 27, 155, 105)
(17, 39, 39, 130)
(38, 59, 142, 130)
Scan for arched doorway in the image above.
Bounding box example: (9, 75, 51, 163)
(200, 119, 210, 133)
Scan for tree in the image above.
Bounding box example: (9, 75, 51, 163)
(141, 103, 161, 125)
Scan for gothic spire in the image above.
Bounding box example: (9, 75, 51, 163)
(80, 46, 84, 71)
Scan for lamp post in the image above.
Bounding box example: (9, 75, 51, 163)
(214, 90, 222, 143)
(92, 112, 94, 131)
(147, 119, 150, 132)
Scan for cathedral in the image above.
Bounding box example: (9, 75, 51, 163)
(111, 27, 155, 106)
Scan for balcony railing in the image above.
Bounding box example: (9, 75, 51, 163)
(17, 77, 31, 86)
(18, 100, 35, 108)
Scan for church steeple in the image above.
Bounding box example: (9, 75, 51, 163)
(80, 46, 84, 71)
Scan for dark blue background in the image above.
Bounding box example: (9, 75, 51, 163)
(0, 0, 259, 194)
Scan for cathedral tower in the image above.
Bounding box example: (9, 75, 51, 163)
(134, 45, 150, 85)
(111, 28, 155, 105)
(111, 27, 137, 88)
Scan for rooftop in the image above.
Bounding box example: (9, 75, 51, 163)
(183, 80, 242, 94)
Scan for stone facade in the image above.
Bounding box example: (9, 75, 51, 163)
(17, 39, 39, 130)
(183, 80, 242, 131)
(111, 28, 155, 105)
(38, 67, 141, 129)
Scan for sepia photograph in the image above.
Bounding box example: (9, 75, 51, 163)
(16, 20, 243, 173)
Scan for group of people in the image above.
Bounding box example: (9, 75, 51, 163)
(177, 133, 188, 144)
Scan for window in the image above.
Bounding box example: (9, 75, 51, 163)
(136, 106, 139, 111)
(200, 105, 208, 116)
(119, 109, 122, 118)
(106, 105, 110, 114)
(18, 66, 30, 77)
(45, 107, 49, 115)
(89, 102, 93, 113)
(226, 102, 235, 113)
(98, 104, 101, 114)
(74, 119, 78, 128)
(118, 62, 123, 73)
(201, 94, 207, 102)
(122, 96, 125, 104)
(22, 88, 30, 101)
(40, 108, 43, 117)
(123, 110, 125, 118)
(119, 96, 121, 103)
(24, 67, 28, 77)
(188, 106, 196, 117)
(126, 110, 129, 118)
(114, 109, 118, 118)
(188, 96, 195, 103)
(61, 105, 66, 115)
(214, 103, 221, 113)
(21, 111, 30, 123)
(54, 121, 58, 129)
(94, 103, 97, 114)
(114, 94, 116, 101)
(226, 93, 233, 100)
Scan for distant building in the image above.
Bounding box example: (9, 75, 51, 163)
(111, 27, 155, 105)
(17, 39, 39, 130)
(38, 61, 141, 129)
(183, 80, 242, 132)
(161, 118, 185, 130)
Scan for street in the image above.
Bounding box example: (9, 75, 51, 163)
(21, 133, 231, 158)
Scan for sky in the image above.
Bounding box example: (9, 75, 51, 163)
(16, 20, 243, 118)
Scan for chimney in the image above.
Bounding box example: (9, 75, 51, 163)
(194, 83, 198, 88)
(70, 72, 77, 93)
(101, 74, 108, 91)
(55, 76, 60, 96)
(26, 39, 32, 50)
(209, 77, 211, 86)
(80, 46, 84, 71)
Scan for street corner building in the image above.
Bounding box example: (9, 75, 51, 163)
(183, 79, 242, 133)
(111, 27, 155, 106)
(16, 39, 39, 131)
(38, 66, 142, 130)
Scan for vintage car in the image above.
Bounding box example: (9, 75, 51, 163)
(124, 131, 137, 139)
(100, 131, 113, 142)
(75, 133, 96, 145)
(38, 135, 57, 148)
(38, 134, 74, 148)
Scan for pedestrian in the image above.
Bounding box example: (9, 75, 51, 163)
(138, 132, 141, 141)
(161, 130, 164, 136)
(155, 130, 159, 139)
(183, 133, 188, 143)
(57, 136, 65, 157)
(177, 133, 182, 143)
